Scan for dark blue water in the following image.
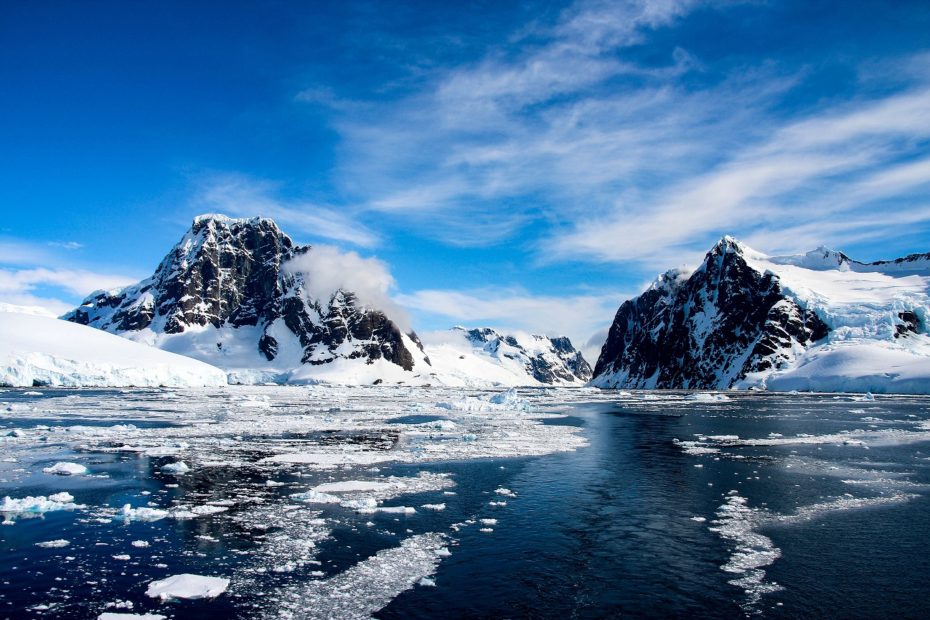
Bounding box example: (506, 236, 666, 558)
(1, 391, 929, 619)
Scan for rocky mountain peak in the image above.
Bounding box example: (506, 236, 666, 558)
(592, 237, 829, 389)
(65, 214, 427, 380)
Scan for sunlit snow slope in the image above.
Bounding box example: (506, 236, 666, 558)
(0, 310, 227, 387)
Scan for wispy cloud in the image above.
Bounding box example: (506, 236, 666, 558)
(192, 174, 381, 248)
(550, 86, 930, 264)
(314, 0, 706, 246)
(295, 0, 930, 260)
(0, 265, 138, 316)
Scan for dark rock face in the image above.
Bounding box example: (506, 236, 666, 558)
(592, 237, 828, 389)
(64, 215, 425, 372)
(895, 311, 920, 338)
(457, 327, 592, 383)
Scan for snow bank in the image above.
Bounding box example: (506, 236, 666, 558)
(145, 574, 229, 600)
(0, 312, 227, 387)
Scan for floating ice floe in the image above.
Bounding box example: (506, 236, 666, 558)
(0, 492, 83, 520)
(98, 613, 166, 620)
(35, 539, 70, 548)
(261, 451, 396, 468)
(420, 503, 446, 511)
(42, 462, 88, 475)
(290, 489, 342, 504)
(161, 461, 190, 474)
(121, 505, 169, 522)
(145, 573, 230, 600)
(685, 392, 731, 402)
(312, 480, 394, 493)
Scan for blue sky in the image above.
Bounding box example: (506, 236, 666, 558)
(2, 0, 930, 356)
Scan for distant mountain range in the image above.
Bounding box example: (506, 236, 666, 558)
(62, 215, 589, 386)
(6, 215, 925, 392)
(591, 237, 930, 394)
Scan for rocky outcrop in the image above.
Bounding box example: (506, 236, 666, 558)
(592, 237, 829, 389)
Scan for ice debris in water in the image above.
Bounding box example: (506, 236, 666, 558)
(436, 388, 531, 412)
(709, 492, 784, 610)
(290, 489, 342, 504)
(35, 539, 70, 548)
(42, 462, 88, 475)
(270, 533, 447, 620)
(685, 392, 731, 402)
(710, 489, 918, 611)
(98, 613, 167, 620)
(145, 573, 230, 600)
(121, 505, 169, 522)
(161, 461, 190, 474)
(1, 492, 83, 520)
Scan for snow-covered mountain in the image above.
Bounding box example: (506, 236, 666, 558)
(421, 327, 592, 387)
(0, 310, 227, 387)
(591, 237, 930, 394)
(64, 214, 430, 384)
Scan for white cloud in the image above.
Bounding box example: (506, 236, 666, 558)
(47, 241, 84, 250)
(284, 245, 411, 331)
(194, 174, 380, 248)
(0, 266, 138, 317)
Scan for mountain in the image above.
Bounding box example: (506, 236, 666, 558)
(591, 237, 930, 394)
(64, 214, 430, 384)
(420, 327, 592, 387)
(0, 310, 226, 388)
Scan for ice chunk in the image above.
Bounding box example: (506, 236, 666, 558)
(145, 573, 229, 600)
(121, 504, 169, 522)
(42, 462, 88, 476)
(98, 614, 166, 620)
(1, 492, 83, 518)
(35, 539, 70, 548)
(685, 392, 731, 402)
(161, 461, 190, 474)
(312, 480, 393, 493)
